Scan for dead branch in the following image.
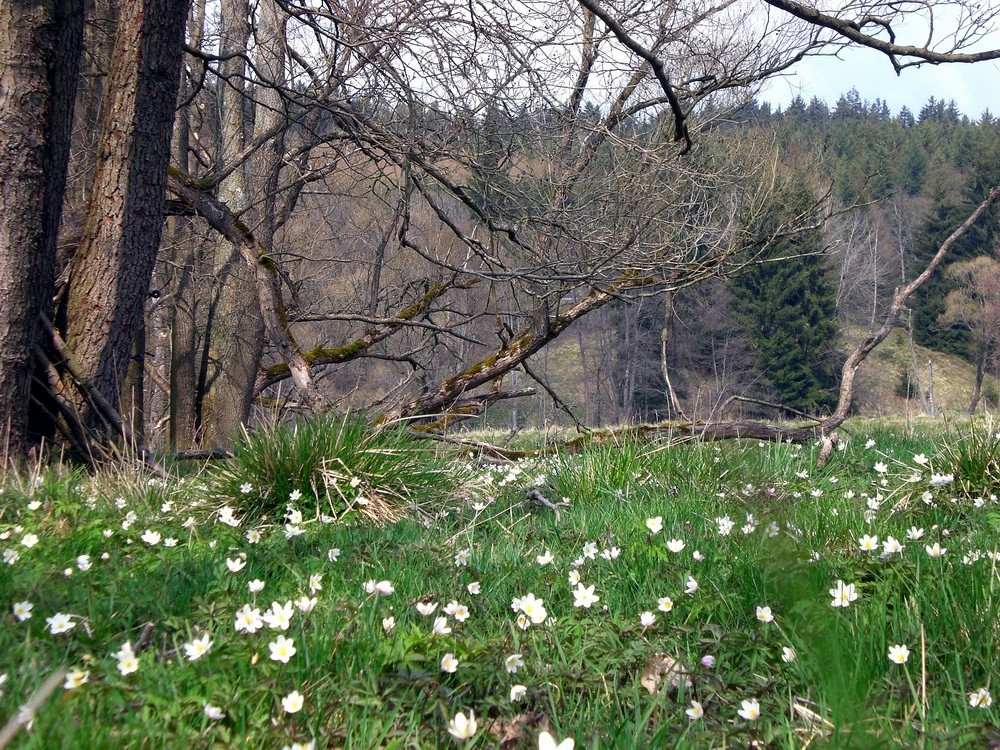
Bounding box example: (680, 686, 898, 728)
(167, 167, 323, 410)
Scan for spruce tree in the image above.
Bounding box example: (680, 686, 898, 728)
(730, 178, 841, 414)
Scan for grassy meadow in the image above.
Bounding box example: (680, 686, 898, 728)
(2, 417, 1000, 748)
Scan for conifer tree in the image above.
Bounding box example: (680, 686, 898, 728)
(730, 178, 840, 414)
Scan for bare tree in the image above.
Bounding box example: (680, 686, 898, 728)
(940, 254, 1000, 412)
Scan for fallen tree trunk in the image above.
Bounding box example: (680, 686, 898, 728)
(406, 186, 1000, 455)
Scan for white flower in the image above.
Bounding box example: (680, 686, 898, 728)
(466, 581, 481, 595)
(930, 473, 954, 487)
(281, 690, 304, 713)
(517, 593, 548, 624)
(269, 635, 297, 663)
(262, 600, 295, 630)
(969, 687, 993, 708)
(536, 550, 554, 565)
(640, 611, 656, 628)
(295, 596, 317, 614)
(218, 506, 241, 527)
(416, 602, 438, 616)
(830, 580, 858, 608)
(572, 583, 599, 608)
(685, 577, 698, 595)
(46, 612, 75, 634)
(882, 536, 904, 555)
(906, 527, 925, 540)
(308, 574, 323, 593)
(364, 580, 394, 596)
(888, 644, 910, 664)
(510, 684, 527, 702)
(716, 516, 735, 536)
(76, 555, 92, 571)
(865, 439, 876, 449)
(582, 542, 598, 559)
(538, 731, 575, 750)
(657, 596, 673, 613)
(327, 548, 340, 562)
(447, 710, 477, 740)
(226, 557, 246, 572)
(63, 669, 89, 690)
(738, 698, 761, 721)
(568, 569, 581, 586)
(239, 483, 253, 494)
(858, 534, 879, 551)
(246, 529, 262, 544)
(925, 542, 947, 558)
(692, 550, 705, 561)
(433, 617, 452, 635)
(234, 604, 263, 634)
(666, 539, 685, 553)
(21, 533, 39, 548)
(440, 653, 459, 673)
(874, 462, 888, 474)
(505, 654, 524, 674)
(685, 700, 704, 720)
(163, 538, 178, 547)
(284, 524, 304, 538)
(13, 601, 33, 621)
(204, 703, 225, 720)
(248, 579, 265, 594)
(140, 529, 161, 546)
(645, 516, 663, 534)
(913, 453, 928, 465)
(183, 632, 213, 660)
(382, 616, 396, 633)
(114, 641, 139, 675)
(454, 549, 470, 566)
(781, 647, 796, 663)
(756, 606, 774, 623)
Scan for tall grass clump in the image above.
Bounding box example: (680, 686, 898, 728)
(213, 413, 458, 523)
(939, 419, 1000, 497)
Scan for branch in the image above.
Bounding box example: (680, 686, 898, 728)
(381, 272, 656, 424)
(166, 167, 324, 410)
(763, 0, 1000, 73)
(254, 278, 477, 394)
(576, 0, 692, 153)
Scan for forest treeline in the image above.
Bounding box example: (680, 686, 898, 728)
(593, 89, 1000, 426)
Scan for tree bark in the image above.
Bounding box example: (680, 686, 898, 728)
(0, 0, 83, 464)
(199, 0, 265, 450)
(62, 0, 188, 438)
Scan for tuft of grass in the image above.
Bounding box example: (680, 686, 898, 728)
(213, 413, 459, 523)
(939, 419, 1000, 497)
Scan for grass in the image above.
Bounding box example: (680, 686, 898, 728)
(2, 418, 1000, 748)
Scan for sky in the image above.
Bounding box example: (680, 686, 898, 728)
(759, 47, 1000, 120)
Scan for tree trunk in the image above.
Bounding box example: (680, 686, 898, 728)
(0, 0, 83, 464)
(969, 343, 987, 414)
(166, 0, 205, 452)
(200, 0, 263, 450)
(62, 0, 188, 438)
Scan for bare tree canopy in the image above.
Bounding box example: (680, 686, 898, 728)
(0, 0, 998, 466)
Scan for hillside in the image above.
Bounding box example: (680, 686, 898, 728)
(852, 327, 997, 417)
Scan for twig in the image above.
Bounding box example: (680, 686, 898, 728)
(525, 489, 565, 523)
(0, 668, 66, 749)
